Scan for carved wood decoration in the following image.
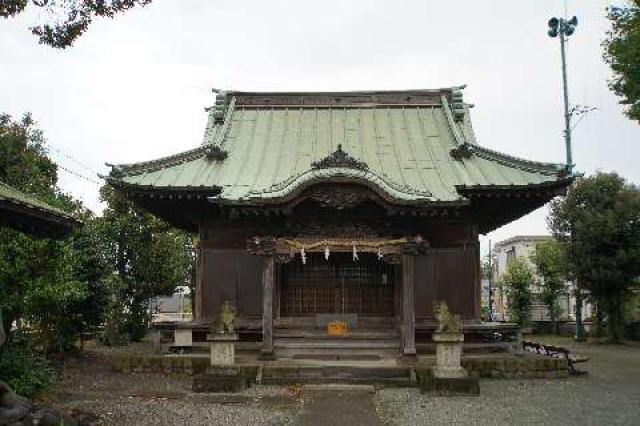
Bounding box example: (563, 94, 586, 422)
(275, 253, 294, 264)
(247, 235, 429, 256)
(204, 145, 228, 161)
(307, 187, 371, 210)
(311, 144, 369, 171)
(449, 143, 473, 160)
(246, 236, 277, 256)
(402, 235, 430, 255)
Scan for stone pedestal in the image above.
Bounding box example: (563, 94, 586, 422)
(208, 333, 238, 366)
(174, 328, 193, 347)
(432, 332, 466, 379)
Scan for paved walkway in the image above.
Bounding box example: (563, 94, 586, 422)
(297, 385, 383, 426)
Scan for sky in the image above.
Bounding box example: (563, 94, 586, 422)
(1, 0, 638, 251)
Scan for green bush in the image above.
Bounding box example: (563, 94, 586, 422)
(0, 335, 52, 397)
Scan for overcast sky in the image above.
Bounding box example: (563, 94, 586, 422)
(1, 0, 638, 250)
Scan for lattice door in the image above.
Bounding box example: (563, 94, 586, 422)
(280, 252, 395, 316)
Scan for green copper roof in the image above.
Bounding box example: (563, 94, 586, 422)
(0, 180, 80, 237)
(107, 88, 569, 205)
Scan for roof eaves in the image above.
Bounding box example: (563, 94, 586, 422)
(450, 142, 568, 176)
(104, 176, 223, 196)
(0, 182, 81, 225)
(455, 176, 574, 194)
(106, 143, 228, 178)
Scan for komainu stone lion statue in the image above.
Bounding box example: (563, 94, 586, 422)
(215, 300, 237, 334)
(434, 301, 462, 334)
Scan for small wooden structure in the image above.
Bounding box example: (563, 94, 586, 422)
(0, 181, 80, 238)
(106, 88, 573, 359)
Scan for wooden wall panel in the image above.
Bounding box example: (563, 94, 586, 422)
(200, 248, 263, 320)
(414, 247, 479, 320)
(414, 254, 435, 318)
(234, 252, 263, 317)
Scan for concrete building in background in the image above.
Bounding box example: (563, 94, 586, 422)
(491, 235, 591, 323)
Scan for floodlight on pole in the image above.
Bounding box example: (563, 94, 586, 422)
(547, 15, 578, 172)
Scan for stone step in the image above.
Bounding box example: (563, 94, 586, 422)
(275, 328, 399, 338)
(262, 376, 413, 387)
(292, 353, 382, 361)
(274, 340, 399, 349)
(274, 347, 399, 358)
(260, 365, 413, 386)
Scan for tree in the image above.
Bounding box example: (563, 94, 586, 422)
(0, 113, 101, 352)
(549, 172, 640, 342)
(97, 185, 194, 341)
(603, 1, 640, 123)
(500, 258, 534, 328)
(0, 0, 152, 48)
(530, 239, 567, 334)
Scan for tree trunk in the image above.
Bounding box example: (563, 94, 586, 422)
(595, 303, 606, 337)
(607, 297, 622, 343)
(574, 283, 586, 342)
(0, 308, 5, 348)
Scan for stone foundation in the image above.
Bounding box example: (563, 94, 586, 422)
(193, 366, 250, 393)
(419, 371, 480, 396)
(111, 354, 569, 382)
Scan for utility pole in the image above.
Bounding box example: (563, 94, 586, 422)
(547, 15, 578, 173)
(548, 14, 585, 342)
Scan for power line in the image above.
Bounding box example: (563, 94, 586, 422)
(57, 164, 102, 186)
(47, 144, 101, 175)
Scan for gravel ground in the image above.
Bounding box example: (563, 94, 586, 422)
(49, 351, 301, 425)
(376, 339, 640, 426)
(48, 339, 640, 425)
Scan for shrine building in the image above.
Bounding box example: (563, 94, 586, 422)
(106, 88, 572, 359)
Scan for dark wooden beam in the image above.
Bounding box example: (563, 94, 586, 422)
(259, 256, 276, 360)
(195, 245, 204, 320)
(402, 254, 416, 360)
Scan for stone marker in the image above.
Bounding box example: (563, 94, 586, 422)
(423, 301, 479, 396)
(193, 301, 249, 393)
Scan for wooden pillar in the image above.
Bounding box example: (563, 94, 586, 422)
(195, 244, 204, 320)
(402, 254, 416, 359)
(259, 256, 276, 360)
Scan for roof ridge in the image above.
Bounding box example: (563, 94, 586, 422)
(471, 144, 566, 175)
(108, 144, 211, 177)
(218, 86, 467, 96)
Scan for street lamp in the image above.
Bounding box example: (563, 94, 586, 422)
(547, 15, 578, 173)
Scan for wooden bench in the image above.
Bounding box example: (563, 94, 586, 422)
(523, 340, 588, 375)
